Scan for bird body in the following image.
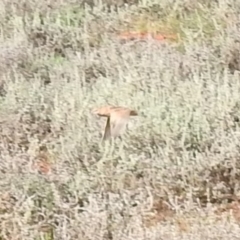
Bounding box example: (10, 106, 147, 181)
(92, 105, 138, 140)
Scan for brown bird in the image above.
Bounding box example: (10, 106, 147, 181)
(92, 105, 138, 141)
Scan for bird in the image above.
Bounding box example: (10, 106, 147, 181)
(92, 105, 138, 141)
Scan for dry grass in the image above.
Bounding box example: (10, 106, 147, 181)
(0, 0, 240, 239)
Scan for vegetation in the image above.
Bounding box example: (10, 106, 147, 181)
(0, 0, 240, 239)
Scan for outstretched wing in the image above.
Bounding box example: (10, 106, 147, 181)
(102, 117, 111, 140)
(110, 111, 130, 137)
(92, 106, 115, 117)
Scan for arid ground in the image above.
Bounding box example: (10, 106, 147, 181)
(0, 0, 240, 239)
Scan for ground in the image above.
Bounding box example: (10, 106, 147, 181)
(0, 0, 240, 239)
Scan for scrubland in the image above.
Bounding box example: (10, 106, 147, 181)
(0, 0, 240, 239)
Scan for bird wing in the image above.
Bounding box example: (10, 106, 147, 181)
(110, 111, 130, 137)
(92, 106, 115, 117)
(102, 117, 111, 140)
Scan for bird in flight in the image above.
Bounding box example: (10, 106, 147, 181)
(92, 105, 138, 141)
